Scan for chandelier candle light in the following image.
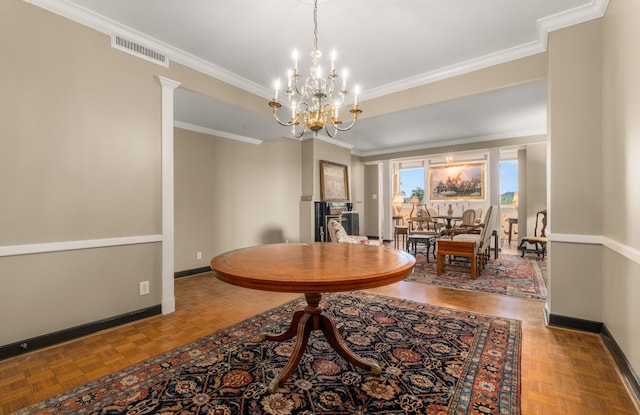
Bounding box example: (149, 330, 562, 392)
(268, 0, 362, 138)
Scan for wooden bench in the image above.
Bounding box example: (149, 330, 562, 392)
(436, 239, 477, 279)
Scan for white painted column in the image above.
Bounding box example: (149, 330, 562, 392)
(381, 160, 391, 241)
(158, 76, 181, 315)
(488, 149, 501, 248)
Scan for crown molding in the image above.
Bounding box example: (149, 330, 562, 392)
(174, 121, 263, 145)
(538, 0, 609, 43)
(23, 0, 272, 99)
(303, 134, 354, 151)
(353, 128, 547, 158)
(363, 0, 608, 101)
(25, 0, 608, 101)
(362, 40, 545, 102)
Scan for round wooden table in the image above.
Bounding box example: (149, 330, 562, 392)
(210, 242, 415, 392)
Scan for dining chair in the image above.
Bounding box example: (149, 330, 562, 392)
(518, 210, 547, 258)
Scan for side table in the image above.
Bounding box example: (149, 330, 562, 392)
(395, 225, 408, 249)
(506, 217, 518, 245)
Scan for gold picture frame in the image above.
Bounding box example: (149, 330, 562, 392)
(429, 162, 485, 200)
(320, 160, 350, 201)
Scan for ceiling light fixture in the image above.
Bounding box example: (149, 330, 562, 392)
(268, 0, 361, 138)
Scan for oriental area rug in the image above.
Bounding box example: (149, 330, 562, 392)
(408, 253, 547, 301)
(18, 292, 521, 415)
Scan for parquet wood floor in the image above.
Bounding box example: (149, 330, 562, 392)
(1, 254, 639, 414)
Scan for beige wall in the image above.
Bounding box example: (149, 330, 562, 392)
(602, 0, 640, 248)
(0, 245, 161, 345)
(350, 155, 367, 233)
(0, 1, 302, 346)
(522, 143, 547, 238)
(601, 0, 640, 375)
(548, 20, 603, 236)
(364, 164, 380, 237)
(0, 1, 162, 244)
(547, 19, 604, 320)
(0, 1, 165, 345)
(174, 129, 301, 271)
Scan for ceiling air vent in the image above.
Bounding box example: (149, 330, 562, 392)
(111, 35, 168, 67)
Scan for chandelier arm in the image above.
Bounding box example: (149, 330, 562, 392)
(269, 101, 297, 127)
(294, 126, 306, 138)
(324, 124, 336, 138)
(291, 101, 310, 138)
(291, 79, 302, 97)
(292, 116, 306, 138)
(331, 105, 362, 132)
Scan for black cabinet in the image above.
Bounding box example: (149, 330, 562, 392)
(314, 202, 356, 242)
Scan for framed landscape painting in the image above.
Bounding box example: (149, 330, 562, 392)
(320, 160, 350, 201)
(430, 162, 485, 200)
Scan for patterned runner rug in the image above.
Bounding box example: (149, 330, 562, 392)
(408, 253, 547, 301)
(18, 292, 521, 415)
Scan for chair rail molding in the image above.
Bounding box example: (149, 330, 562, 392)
(547, 232, 602, 244)
(548, 232, 640, 265)
(602, 236, 640, 266)
(0, 235, 163, 257)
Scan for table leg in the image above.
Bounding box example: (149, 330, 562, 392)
(264, 292, 380, 393)
(262, 310, 305, 342)
(470, 254, 477, 279)
(318, 312, 380, 375)
(437, 251, 444, 275)
(267, 313, 312, 393)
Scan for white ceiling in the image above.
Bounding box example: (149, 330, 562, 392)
(32, 0, 607, 155)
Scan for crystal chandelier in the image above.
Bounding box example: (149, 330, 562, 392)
(268, 0, 361, 138)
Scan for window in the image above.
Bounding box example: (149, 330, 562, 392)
(500, 160, 518, 204)
(399, 167, 425, 203)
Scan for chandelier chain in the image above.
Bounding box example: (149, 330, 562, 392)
(313, 0, 319, 53)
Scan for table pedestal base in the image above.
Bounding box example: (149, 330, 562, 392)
(263, 292, 381, 393)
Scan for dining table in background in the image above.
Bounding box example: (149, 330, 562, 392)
(432, 215, 463, 229)
(506, 217, 518, 245)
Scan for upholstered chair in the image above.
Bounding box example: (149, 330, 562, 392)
(327, 219, 380, 246)
(452, 208, 476, 229)
(474, 207, 483, 224)
(451, 205, 497, 271)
